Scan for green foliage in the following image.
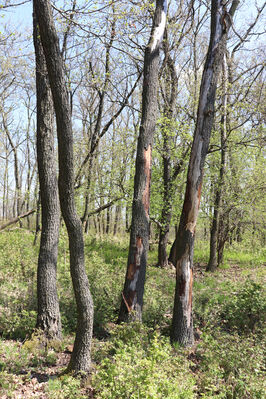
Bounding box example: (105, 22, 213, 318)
(0, 230, 37, 339)
(93, 324, 195, 399)
(195, 332, 265, 398)
(194, 277, 265, 335)
(46, 375, 86, 399)
(0, 230, 265, 398)
(222, 279, 265, 334)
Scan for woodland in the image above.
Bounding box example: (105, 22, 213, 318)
(0, 0, 265, 398)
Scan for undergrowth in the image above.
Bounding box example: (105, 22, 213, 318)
(0, 229, 265, 398)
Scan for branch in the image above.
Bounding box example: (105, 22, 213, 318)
(0, 209, 36, 232)
(87, 196, 123, 218)
(0, 0, 30, 8)
(74, 71, 142, 188)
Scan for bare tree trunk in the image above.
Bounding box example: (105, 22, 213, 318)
(118, 0, 167, 322)
(3, 119, 22, 223)
(171, 0, 239, 346)
(33, 12, 61, 339)
(34, 0, 93, 374)
(207, 53, 228, 272)
(3, 137, 9, 220)
(157, 30, 188, 268)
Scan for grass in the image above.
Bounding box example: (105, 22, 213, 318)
(0, 229, 265, 398)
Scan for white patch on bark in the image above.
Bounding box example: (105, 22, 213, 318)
(129, 269, 139, 291)
(150, 0, 167, 52)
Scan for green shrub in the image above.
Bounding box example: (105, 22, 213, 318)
(93, 324, 195, 399)
(222, 279, 265, 334)
(196, 332, 265, 398)
(194, 278, 265, 335)
(46, 375, 86, 399)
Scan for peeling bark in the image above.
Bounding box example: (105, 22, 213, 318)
(171, 0, 239, 347)
(118, 0, 167, 322)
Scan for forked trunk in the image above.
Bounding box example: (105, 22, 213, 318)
(34, 0, 93, 374)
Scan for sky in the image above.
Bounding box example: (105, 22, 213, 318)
(1, 0, 265, 34)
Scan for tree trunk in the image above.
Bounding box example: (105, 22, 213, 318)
(207, 53, 228, 272)
(158, 30, 180, 268)
(3, 119, 22, 223)
(118, 0, 167, 322)
(171, 0, 239, 346)
(34, 0, 93, 374)
(33, 13, 61, 340)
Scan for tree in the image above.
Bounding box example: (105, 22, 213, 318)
(33, 11, 61, 339)
(206, 53, 228, 272)
(33, 0, 93, 374)
(171, 0, 239, 346)
(118, 0, 167, 322)
(207, 2, 266, 271)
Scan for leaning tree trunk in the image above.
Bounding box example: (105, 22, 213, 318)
(207, 53, 228, 272)
(33, 0, 93, 374)
(118, 0, 167, 322)
(33, 13, 61, 339)
(171, 0, 239, 346)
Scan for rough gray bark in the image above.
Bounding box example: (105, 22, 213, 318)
(118, 0, 167, 322)
(33, 0, 93, 374)
(33, 13, 61, 339)
(171, 0, 239, 346)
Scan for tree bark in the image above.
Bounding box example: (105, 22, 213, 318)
(33, 13, 61, 339)
(33, 0, 93, 374)
(118, 0, 167, 322)
(171, 0, 239, 347)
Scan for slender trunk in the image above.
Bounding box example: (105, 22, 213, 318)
(171, 0, 239, 346)
(34, 0, 93, 374)
(207, 53, 228, 272)
(158, 32, 179, 268)
(158, 150, 173, 267)
(81, 14, 116, 228)
(106, 206, 110, 234)
(33, 13, 61, 339)
(3, 140, 8, 220)
(118, 0, 167, 322)
(33, 189, 41, 246)
(3, 120, 22, 222)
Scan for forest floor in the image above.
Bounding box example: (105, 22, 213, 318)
(0, 229, 265, 398)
